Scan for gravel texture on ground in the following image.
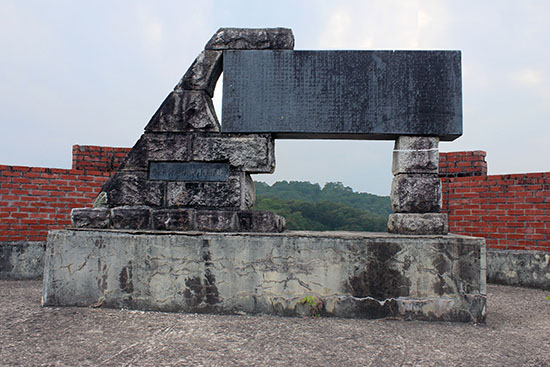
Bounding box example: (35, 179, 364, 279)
(1, 280, 549, 366)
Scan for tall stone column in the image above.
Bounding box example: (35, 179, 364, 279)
(387, 136, 448, 234)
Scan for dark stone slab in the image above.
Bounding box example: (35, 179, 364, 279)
(111, 207, 151, 230)
(102, 172, 165, 208)
(152, 209, 195, 231)
(205, 28, 294, 50)
(71, 208, 111, 229)
(149, 162, 228, 182)
(177, 50, 223, 97)
(144, 90, 219, 133)
(118, 134, 191, 171)
(222, 51, 462, 141)
(237, 210, 286, 232)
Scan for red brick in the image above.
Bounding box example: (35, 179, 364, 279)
(23, 172, 42, 178)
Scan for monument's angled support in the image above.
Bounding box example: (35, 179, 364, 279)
(43, 28, 487, 323)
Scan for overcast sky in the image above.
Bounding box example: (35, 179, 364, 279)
(1, 0, 549, 195)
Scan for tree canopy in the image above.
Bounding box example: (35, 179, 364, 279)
(253, 181, 391, 232)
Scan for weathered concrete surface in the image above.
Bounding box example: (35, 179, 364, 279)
(2, 281, 549, 366)
(5, 281, 550, 367)
(43, 229, 486, 322)
(488, 249, 550, 290)
(0, 242, 45, 279)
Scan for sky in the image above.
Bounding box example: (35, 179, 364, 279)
(1, 0, 549, 196)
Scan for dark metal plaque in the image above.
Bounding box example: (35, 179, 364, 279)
(222, 50, 462, 141)
(149, 162, 228, 182)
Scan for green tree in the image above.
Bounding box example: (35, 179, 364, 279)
(253, 181, 391, 232)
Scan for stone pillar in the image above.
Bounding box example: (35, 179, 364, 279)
(387, 136, 448, 235)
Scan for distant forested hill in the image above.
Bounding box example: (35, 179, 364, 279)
(253, 181, 392, 232)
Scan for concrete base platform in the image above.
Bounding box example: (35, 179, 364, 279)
(42, 229, 486, 323)
(0, 241, 45, 279)
(488, 249, 550, 290)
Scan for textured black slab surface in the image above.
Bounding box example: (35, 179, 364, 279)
(222, 51, 462, 141)
(149, 162, 228, 182)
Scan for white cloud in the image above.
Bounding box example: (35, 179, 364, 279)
(510, 68, 543, 87)
(319, 10, 354, 48)
(317, 0, 451, 50)
(136, 4, 164, 47)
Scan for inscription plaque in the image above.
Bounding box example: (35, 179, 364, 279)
(149, 162, 228, 182)
(222, 50, 462, 141)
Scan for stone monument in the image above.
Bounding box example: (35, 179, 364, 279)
(42, 28, 486, 323)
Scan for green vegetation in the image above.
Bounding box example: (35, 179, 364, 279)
(253, 181, 391, 232)
(300, 295, 323, 318)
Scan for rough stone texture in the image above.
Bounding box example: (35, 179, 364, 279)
(391, 174, 442, 213)
(71, 208, 111, 229)
(237, 210, 286, 232)
(144, 90, 219, 133)
(118, 133, 191, 171)
(487, 249, 550, 290)
(107, 131, 272, 202)
(191, 134, 275, 173)
(222, 51, 462, 141)
(43, 229, 486, 323)
(394, 136, 439, 151)
(196, 210, 237, 232)
(392, 149, 439, 175)
(242, 174, 255, 208)
(152, 209, 195, 231)
(102, 171, 165, 208)
(387, 213, 448, 235)
(392, 136, 439, 175)
(89, 29, 285, 232)
(205, 28, 294, 50)
(92, 192, 108, 208)
(111, 207, 152, 230)
(70, 207, 285, 232)
(165, 171, 253, 210)
(177, 50, 223, 97)
(0, 242, 45, 279)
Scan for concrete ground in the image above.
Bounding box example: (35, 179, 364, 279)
(1, 280, 549, 367)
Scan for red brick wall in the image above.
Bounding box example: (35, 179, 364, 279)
(0, 145, 129, 243)
(439, 151, 487, 178)
(72, 145, 130, 172)
(440, 151, 550, 252)
(2, 145, 549, 252)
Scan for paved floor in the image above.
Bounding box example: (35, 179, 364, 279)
(1, 280, 549, 366)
